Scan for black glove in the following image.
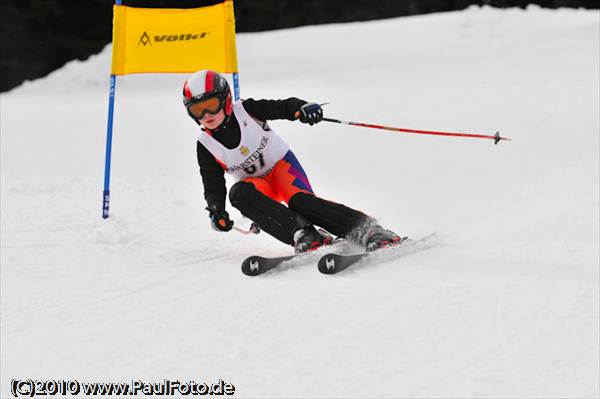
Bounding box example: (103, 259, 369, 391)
(297, 103, 323, 125)
(206, 206, 233, 232)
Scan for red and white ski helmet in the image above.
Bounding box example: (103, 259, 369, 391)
(182, 70, 233, 120)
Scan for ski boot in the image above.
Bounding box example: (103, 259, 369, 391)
(353, 221, 404, 252)
(293, 225, 333, 253)
(364, 225, 404, 252)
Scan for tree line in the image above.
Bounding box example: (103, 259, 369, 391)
(0, 0, 597, 92)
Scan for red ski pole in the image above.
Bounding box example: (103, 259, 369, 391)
(322, 117, 510, 144)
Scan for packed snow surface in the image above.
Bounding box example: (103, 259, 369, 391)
(1, 6, 599, 398)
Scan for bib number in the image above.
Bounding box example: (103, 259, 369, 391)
(243, 153, 266, 175)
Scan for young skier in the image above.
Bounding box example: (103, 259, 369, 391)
(183, 69, 402, 253)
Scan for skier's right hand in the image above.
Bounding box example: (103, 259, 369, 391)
(296, 103, 323, 125)
(206, 206, 233, 232)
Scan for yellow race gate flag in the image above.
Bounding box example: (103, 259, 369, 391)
(111, 0, 238, 75)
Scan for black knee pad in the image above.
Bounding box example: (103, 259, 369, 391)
(228, 181, 255, 206)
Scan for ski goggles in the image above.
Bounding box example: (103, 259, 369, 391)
(186, 96, 222, 119)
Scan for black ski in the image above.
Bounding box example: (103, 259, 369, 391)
(318, 252, 368, 274)
(241, 254, 299, 276)
(318, 233, 439, 274)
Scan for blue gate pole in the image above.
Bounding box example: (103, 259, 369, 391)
(102, 0, 122, 219)
(233, 72, 240, 101)
(102, 74, 117, 219)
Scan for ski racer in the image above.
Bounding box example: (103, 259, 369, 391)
(183, 69, 402, 253)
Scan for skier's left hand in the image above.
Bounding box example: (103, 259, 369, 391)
(296, 103, 323, 125)
(206, 206, 233, 232)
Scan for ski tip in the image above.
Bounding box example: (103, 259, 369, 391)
(241, 256, 262, 276)
(317, 254, 339, 275)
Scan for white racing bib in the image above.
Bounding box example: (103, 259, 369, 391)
(197, 101, 290, 180)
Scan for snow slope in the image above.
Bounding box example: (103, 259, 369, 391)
(1, 5, 599, 398)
